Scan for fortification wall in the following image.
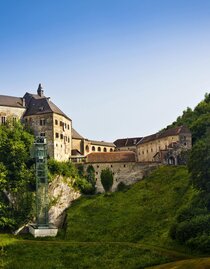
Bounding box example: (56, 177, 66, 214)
(84, 162, 159, 193)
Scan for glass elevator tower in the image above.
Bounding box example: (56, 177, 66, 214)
(34, 136, 49, 227)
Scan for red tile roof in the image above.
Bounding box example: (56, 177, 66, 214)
(86, 151, 136, 163)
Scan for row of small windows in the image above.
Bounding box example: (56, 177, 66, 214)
(55, 133, 70, 142)
(0, 116, 17, 124)
(85, 145, 114, 152)
(25, 118, 70, 130)
(55, 119, 70, 130)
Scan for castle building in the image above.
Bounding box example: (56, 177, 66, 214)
(0, 84, 115, 161)
(71, 128, 115, 162)
(0, 84, 192, 165)
(136, 126, 192, 164)
(114, 126, 192, 165)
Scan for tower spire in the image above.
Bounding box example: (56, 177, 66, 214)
(37, 83, 44, 97)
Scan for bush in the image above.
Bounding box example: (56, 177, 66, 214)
(100, 168, 113, 192)
(73, 177, 93, 194)
(85, 165, 96, 194)
(48, 159, 78, 178)
(117, 182, 128, 192)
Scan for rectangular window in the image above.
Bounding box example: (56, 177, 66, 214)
(40, 119, 46, 126)
(55, 133, 59, 138)
(40, 133, 45, 137)
(1, 117, 6, 124)
(60, 134, 63, 139)
(55, 119, 58, 125)
(13, 117, 17, 124)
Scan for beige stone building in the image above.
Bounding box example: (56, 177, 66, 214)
(0, 84, 192, 165)
(23, 85, 72, 161)
(71, 128, 115, 162)
(0, 95, 26, 123)
(0, 84, 115, 162)
(0, 85, 72, 161)
(136, 126, 192, 164)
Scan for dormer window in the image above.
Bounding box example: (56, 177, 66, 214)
(39, 106, 44, 111)
(133, 139, 137, 145)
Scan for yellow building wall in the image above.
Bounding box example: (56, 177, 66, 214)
(137, 135, 180, 162)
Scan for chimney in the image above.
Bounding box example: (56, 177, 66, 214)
(37, 83, 44, 97)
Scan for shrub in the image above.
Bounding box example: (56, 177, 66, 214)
(85, 165, 96, 194)
(100, 168, 113, 192)
(117, 181, 128, 192)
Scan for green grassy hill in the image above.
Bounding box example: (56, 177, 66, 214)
(148, 258, 210, 269)
(65, 166, 195, 247)
(0, 166, 205, 269)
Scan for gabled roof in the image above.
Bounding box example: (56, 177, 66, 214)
(0, 95, 25, 108)
(72, 128, 84, 139)
(114, 137, 143, 148)
(23, 92, 71, 120)
(86, 151, 136, 163)
(137, 126, 191, 145)
(89, 140, 115, 147)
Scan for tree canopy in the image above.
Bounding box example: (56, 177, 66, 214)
(0, 121, 34, 230)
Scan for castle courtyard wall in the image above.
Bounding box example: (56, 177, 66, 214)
(84, 162, 159, 193)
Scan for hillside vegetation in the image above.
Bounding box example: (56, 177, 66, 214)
(65, 166, 194, 247)
(0, 166, 198, 269)
(148, 258, 210, 269)
(168, 92, 210, 144)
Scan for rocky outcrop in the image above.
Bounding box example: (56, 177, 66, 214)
(48, 176, 80, 227)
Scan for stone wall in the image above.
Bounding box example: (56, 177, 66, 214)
(84, 162, 159, 193)
(0, 106, 25, 122)
(83, 140, 115, 156)
(137, 133, 192, 162)
(72, 138, 84, 154)
(48, 175, 80, 227)
(52, 114, 72, 161)
(24, 113, 55, 158)
(24, 113, 72, 161)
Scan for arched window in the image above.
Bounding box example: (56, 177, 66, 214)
(103, 148, 107, 152)
(86, 145, 89, 152)
(92, 146, 95, 151)
(98, 147, 101, 152)
(110, 148, 113, 152)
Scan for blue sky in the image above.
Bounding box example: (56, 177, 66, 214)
(0, 0, 210, 141)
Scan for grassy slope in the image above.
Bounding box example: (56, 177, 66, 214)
(0, 234, 190, 269)
(0, 166, 205, 269)
(65, 166, 195, 247)
(148, 258, 210, 269)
